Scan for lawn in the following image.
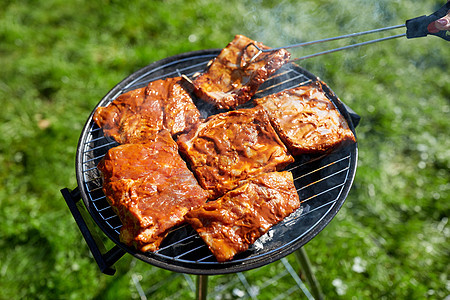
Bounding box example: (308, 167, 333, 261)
(0, 0, 449, 299)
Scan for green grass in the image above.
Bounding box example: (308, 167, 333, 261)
(1, 0, 449, 299)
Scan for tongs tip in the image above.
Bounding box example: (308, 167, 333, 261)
(240, 42, 264, 69)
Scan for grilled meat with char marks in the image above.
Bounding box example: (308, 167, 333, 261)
(191, 35, 291, 110)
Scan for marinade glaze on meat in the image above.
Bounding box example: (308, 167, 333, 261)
(97, 130, 209, 252)
(255, 81, 356, 155)
(192, 35, 291, 109)
(177, 106, 294, 199)
(93, 86, 162, 144)
(185, 171, 300, 262)
(93, 76, 202, 143)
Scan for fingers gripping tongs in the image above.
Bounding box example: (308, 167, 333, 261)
(406, 2, 450, 40)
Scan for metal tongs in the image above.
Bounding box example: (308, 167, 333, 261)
(241, 2, 450, 67)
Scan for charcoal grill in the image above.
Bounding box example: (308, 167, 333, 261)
(58, 5, 450, 299)
(61, 48, 359, 277)
(61, 3, 450, 277)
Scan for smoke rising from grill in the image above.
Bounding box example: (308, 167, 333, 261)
(238, 0, 416, 73)
(241, 0, 407, 42)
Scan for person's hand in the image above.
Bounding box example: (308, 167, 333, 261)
(428, 2, 450, 33)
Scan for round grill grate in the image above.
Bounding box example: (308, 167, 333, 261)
(75, 49, 358, 274)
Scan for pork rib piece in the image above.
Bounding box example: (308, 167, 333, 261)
(191, 34, 291, 110)
(184, 171, 301, 262)
(177, 106, 294, 199)
(254, 81, 356, 155)
(97, 130, 209, 252)
(93, 77, 201, 144)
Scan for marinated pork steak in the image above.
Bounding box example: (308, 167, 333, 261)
(191, 35, 291, 109)
(185, 171, 300, 262)
(93, 77, 202, 144)
(150, 77, 202, 136)
(254, 81, 356, 155)
(177, 106, 294, 199)
(93, 86, 162, 144)
(97, 130, 209, 252)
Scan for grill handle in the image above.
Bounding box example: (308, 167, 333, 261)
(61, 187, 126, 275)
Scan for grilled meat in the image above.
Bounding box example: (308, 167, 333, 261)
(191, 35, 291, 109)
(177, 106, 294, 199)
(97, 130, 209, 252)
(93, 86, 162, 144)
(254, 81, 356, 155)
(93, 77, 201, 144)
(185, 171, 300, 262)
(93, 37, 356, 260)
(153, 77, 202, 136)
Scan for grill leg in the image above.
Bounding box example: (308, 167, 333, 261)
(196, 275, 208, 300)
(295, 247, 324, 300)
